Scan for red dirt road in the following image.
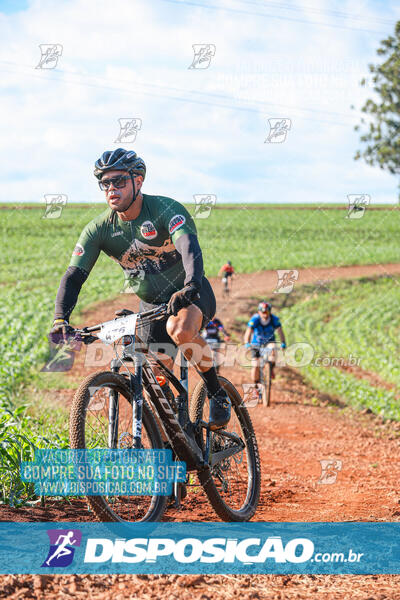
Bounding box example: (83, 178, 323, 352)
(1, 263, 400, 599)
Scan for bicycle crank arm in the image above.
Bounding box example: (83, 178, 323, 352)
(199, 423, 242, 444)
(210, 442, 245, 467)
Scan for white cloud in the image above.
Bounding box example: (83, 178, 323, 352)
(0, 0, 399, 204)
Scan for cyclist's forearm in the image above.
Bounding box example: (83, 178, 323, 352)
(277, 327, 286, 344)
(54, 266, 88, 321)
(174, 233, 204, 290)
(244, 328, 252, 344)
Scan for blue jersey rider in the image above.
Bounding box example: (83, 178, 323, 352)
(243, 301, 286, 385)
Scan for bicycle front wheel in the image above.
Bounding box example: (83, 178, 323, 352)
(69, 371, 167, 522)
(190, 376, 261, 521)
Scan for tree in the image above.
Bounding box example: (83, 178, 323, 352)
(354, 21, 400, 197)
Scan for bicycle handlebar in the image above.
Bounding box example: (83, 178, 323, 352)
(76, 303, 169, 341)
(248, 341, 277, 347)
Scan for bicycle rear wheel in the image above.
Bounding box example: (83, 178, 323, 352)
(69, 371, 167, 522)
(190, 376, 261, 521)
(222, 277, 229, 296)
(262, 362, 272, 407)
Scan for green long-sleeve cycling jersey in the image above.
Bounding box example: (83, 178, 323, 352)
(67, 194, 202, 304)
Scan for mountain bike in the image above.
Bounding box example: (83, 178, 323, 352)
(255, 343, 276, 407)
(69, 304, 261, 522)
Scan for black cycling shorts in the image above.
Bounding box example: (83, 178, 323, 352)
(136, 276, 216, 359)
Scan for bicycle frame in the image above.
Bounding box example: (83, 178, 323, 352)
(79, 308, 244, 475)
(109, 349, 205, 472)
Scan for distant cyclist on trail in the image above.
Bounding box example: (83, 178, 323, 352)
(201, 317, 231, 373)
(201, 317, 231, 345)
(218, 261, 235, 294)
(244, 301, 286, 385)
(49, 148, 231, 430)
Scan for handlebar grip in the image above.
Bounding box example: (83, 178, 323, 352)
(139, 303, 168, 319)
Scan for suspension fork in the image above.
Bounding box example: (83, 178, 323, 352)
(178, 352, 189, 425)
(131, 354, 144, 449)
(109, 359, 121, 448)
(174, 353, 189, 504)
(109, 355, 144, 450)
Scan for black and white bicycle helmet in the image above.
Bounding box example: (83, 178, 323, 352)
(94, 148, 146, 180)
(258, 301, 271, 312)
(94, 149, 146, 216)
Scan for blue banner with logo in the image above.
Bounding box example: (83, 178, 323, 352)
(0, 522, 399, 574)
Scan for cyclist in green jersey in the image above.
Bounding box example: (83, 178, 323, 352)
(50, 148, 230, 429)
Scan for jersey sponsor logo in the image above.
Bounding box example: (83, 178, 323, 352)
(140, 221, 158, 240)
(168, 214, 186, 234)
(111, 230, 123, 238)
(72, 244, 84, 257)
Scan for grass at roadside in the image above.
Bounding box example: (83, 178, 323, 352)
(0, 398, 70, 505)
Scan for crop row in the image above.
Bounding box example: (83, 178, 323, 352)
(279, 277, 400, 420)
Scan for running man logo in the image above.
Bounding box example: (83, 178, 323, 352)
(88, 386, 108, 411)
(35, 44, 63, 69)
(114, 118, 142, 143)
(274, 270, 299, 294)
(42, 529, 82, 568)
(346, 194, 370, 219)
(188, 44, 216, 69)
(317, 459, 342, 485)
(41, 338, 81, 373)
(265, 119, 291, 143)
(42, 194, 67, 219)
(193, 194, 217, 219)
(121, 268, 145, 294)
(242, 383, 262, 408)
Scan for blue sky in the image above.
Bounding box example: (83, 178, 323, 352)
(0, 0, 399, 204)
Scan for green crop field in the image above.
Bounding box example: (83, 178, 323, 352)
(273, 276, 400, 421)
(1, 203, 399, 408)
(1, 204, 399, 503)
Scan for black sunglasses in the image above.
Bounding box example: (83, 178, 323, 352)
(98, 175, 131, 191)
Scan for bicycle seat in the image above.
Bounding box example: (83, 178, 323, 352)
(115, 308, 134, 317)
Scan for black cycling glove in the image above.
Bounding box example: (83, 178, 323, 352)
(49, 319, 76, 345)
(167, 283, 200, 316)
